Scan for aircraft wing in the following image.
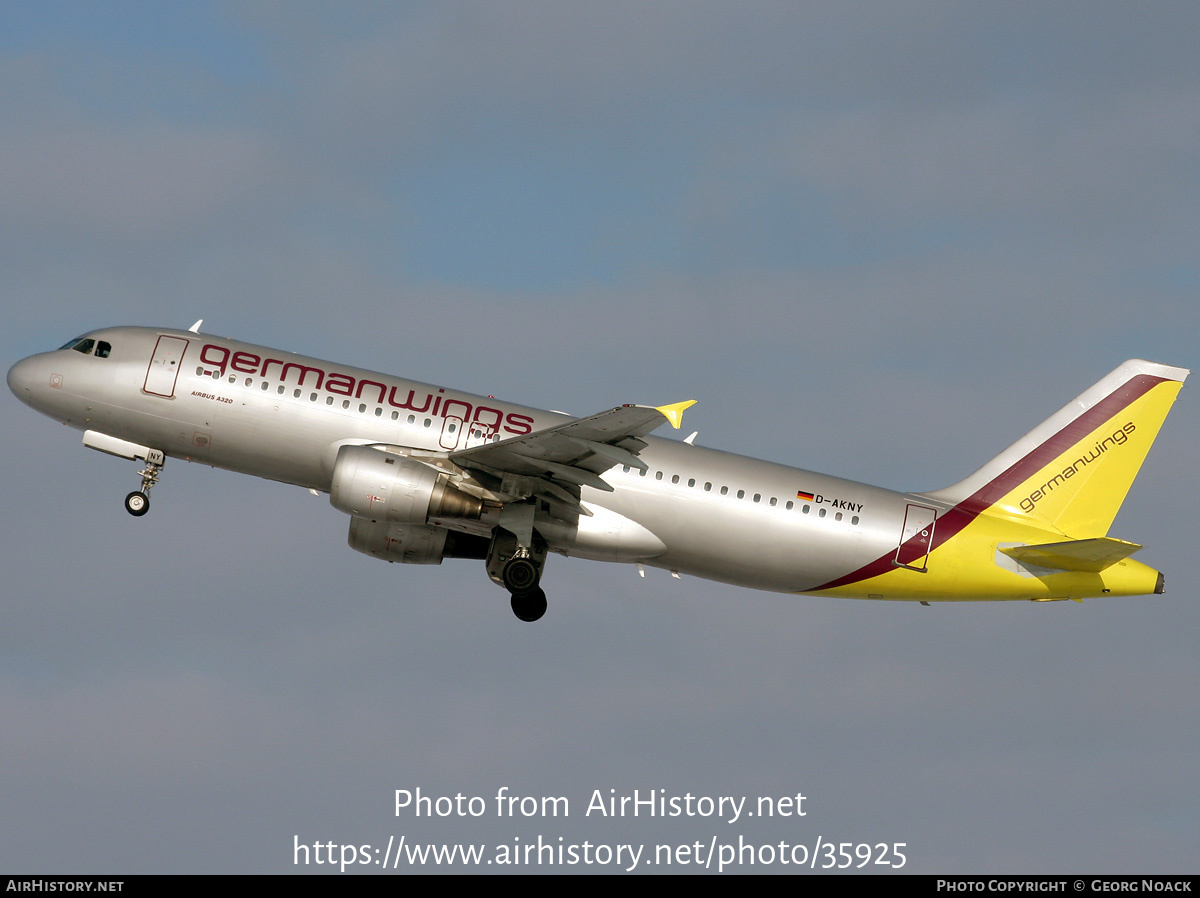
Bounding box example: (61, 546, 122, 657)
(450, 401, 695, 514)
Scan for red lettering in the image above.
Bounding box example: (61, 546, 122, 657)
(205, 343, 534, 440)
(472, 406, 502, 429)
(281, 362, 325, 389)
(199, 344, 230, 375)
(387, 386, 432, 413)
(230, 351, 260, 373)
(504, 412, 534, 435)
(355, 379, 386, 403)
(327, 373, 355, 396)
(260, 358, 285, 378)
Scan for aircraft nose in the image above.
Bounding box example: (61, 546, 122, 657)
(7, 356, 39, 404)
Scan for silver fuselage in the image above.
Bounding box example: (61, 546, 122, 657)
(7, 326, 930, 594)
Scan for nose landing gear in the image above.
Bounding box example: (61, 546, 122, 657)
(124, 456, 163, 516)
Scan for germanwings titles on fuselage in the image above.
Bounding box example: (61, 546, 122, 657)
(7, 324, 1188, 621)
(193, 340, 538, 438)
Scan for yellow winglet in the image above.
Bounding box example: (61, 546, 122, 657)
(656, 400, 697, 429)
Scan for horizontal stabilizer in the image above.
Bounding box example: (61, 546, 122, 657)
(1000, 537, 1143, 573)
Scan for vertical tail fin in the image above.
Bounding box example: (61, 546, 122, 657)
(924, 360, 1188, 537)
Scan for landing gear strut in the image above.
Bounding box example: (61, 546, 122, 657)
(124, 457, 163, 516)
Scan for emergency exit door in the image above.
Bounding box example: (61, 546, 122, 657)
(895, 503, 937, 572)
(143, 335, 189, 398)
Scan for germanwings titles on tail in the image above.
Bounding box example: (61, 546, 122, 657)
(7, 325, 1188, 621)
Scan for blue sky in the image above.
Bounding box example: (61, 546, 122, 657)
(2, 1, 1198, 873)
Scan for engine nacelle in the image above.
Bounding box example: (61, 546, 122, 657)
(348, 517, 448, 564)
(329, 445, 482, 524)
(347, 517, 491, 565)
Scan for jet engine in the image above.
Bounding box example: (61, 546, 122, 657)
(347, 516, 488, 565)
(329, 445, 482, 524)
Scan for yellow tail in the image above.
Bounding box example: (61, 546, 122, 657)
(925, 360, 1188, 538)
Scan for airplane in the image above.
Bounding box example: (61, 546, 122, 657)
(6, 323, 1188, 622)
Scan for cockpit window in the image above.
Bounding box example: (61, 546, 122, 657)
(56, 336, 112, 358)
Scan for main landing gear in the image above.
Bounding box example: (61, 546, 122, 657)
(124, 457, 163, 516)
(503, 554, 547, 623)
(509, 586, 548, 623)
(487, 527, 549, 622)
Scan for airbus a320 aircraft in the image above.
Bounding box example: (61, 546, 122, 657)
(7, 323, 1188, 621)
